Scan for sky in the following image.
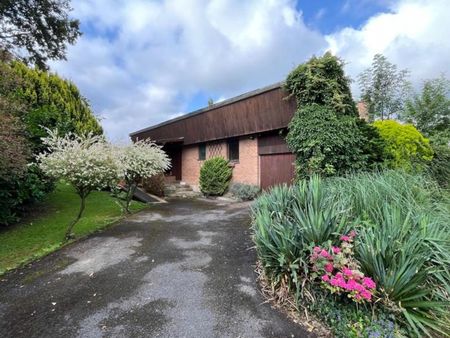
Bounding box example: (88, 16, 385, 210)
(49, 0, 450, 141)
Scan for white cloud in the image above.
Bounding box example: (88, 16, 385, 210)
(326, 0, 450, 97)
(50, 0, 450, 140)
(51, 0, 326, 140)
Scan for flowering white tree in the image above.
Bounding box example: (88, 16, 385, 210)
(37, 130, 118, 240)
(115, 139, 170, 213)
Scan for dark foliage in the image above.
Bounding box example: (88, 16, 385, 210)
(428, 144, 450, 188)
(0, 165, 54, 226)
(286, 104, 381, 178)
(142, 173, 166, 197)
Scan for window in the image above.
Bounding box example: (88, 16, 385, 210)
(198, 143, 206, 160)
(228, 139, 239, 162)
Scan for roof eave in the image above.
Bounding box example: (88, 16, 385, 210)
(129, 81, 285, 137)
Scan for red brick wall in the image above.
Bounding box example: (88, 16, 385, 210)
(231, 137, 259, 186)
(181, 137, 259, 190)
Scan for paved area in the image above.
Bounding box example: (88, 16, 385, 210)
(0, 198, 312, 338)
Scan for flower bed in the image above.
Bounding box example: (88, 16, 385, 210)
(251, 171, 450, 337)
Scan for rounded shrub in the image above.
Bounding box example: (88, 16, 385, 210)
(373, 120, 433, 171)
(199, 157, 232, 196)
(230, 183, 260, 200)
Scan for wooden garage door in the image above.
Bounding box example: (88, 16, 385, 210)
(260, 153, 295, 189)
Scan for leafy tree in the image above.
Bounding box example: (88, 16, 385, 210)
(115, 140, 170, 213)
(403, 76, 450, 145)
(0, 0, 81, 69)
(38, 130, 118, 240)
(199, 157, 232, 196)
(285, 52, 357, 117)
(358, 54, 411, 120)
(373, 120, 433, 171)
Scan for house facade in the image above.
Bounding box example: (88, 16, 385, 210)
(130, 82, 297, 190)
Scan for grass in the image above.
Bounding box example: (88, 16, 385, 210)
(0, 181, 147, 275)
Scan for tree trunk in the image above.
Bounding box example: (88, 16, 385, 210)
(125, 181, 137, 214)
(64, 193, 87, 241)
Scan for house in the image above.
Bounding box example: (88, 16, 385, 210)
(130, 82, 297, 190)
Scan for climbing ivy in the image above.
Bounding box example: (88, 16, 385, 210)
(285, 53, 383, 178)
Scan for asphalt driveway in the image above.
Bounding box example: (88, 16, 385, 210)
(0, 198, 311, 338)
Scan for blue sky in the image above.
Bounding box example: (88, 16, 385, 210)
(299, 0, 392, 33)
(50, 0, 449, 141)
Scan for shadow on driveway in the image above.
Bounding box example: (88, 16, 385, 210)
(0, 198, 313, 338)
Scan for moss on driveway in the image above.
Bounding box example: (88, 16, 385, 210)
(0, 182, 146, 274)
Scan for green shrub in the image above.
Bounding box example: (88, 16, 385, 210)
(286, 104, 381, 178)
(252, 171, 450, 337)
(373, 120, 433, 171)
(230, 183, 260, 200)
(427, 144, 450, 188)
(0, 165, 55, 226)
(199, 157, 232, 196)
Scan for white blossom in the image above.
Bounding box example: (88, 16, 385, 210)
(37, 130, 118, 194)
(114, 139, 171, 184)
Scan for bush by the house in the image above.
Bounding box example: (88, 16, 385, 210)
(199, 157, 232, 196)
(230, 183, 260, 200)
(143, 173, 166, 197)
(286, 104, 382, 178)
(252, 171, 449, 337)
(373, 120, 433, 171)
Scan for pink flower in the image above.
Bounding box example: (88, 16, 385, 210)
(337, 279, 347, 288)
(354, 283, 365, 293)
(361, 290, 372, 301)
(324, 263, 334, 273)
(346, 279, 358, 291)
(362, 277, 376, 289)
(313, 246, 321, 253)
(340, 235, 350, 242)
(332, 246, 341, 254)
(349, 230, 357, 238)
(321, 274, 330, 282)
(343, 268, 353, 277)
(320, 249, 330, 258)
(330, 277, 340, 287)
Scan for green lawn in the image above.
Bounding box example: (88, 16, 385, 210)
(0, 182, 147, 274)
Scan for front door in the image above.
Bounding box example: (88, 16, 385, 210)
(164, 143, 182, 181)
